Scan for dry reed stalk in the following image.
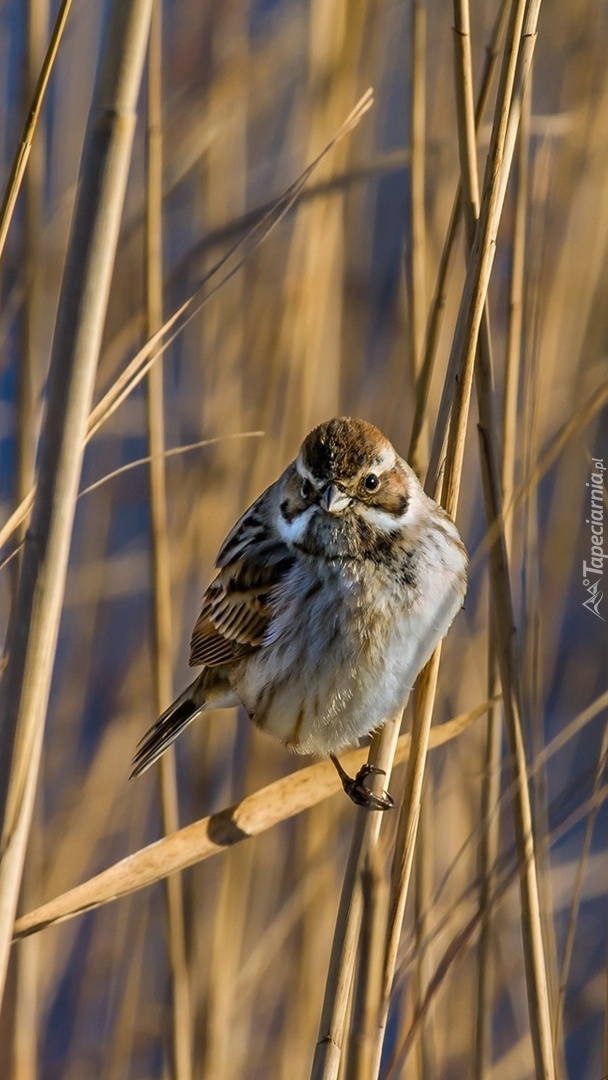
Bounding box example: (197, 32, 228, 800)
(412, 785, 436, 1080)
(274, 0, 365, 450)
(471, 376, 608, 579)
(477, 428, 556, 1080)
(278, 811, 341, 1076)
(473, 20, 528, 1080)
(407, 0, 428, 465)
(11, 1, 49, 1074)
(311, 713, 402, 1080)
(532, 78, 608, 444)
(196, 28, 253, 1071)
(33, 710, 146, 1011)
(535, 690, 608, 773)
(145, 5, 193, 1077)
(13, 706, 490, 942)
(95, 787, 153, 1073)
(308, 11, 514, 1060)
(16, 0, 48, 518)
(0, 91, 374, 561)
(348, 844, 389, 1080)
(473, 642, 502, 1080)
(319, 4, 522, 1071)
(1, 3, 605, 1071)
(0, 0, 153, 1008)
(12, 841, 41, 1080)
(104, 889, 153, 1076)
(471, 13, 527, 1080)
(371, 647, 441, 1078)
(407, 0, 510, 473)
(517, 101, 564, 1080)
(371, 3, 548, 1075)
(407, 20, 432, 1068)
(502, 83, 530, 538)
(381, 754, 608, 1078)
(451, 3, 557, 1075)
(388, 766, 608, 1077)
(0, 0, 72, 261)
(203, 847, 255, 1080)
(426, 0, 539, 501)
(553, 723, 608, 1052)
(234, 857, 325, 1002)
(169, 148, 412, 281)
(385, 855, 519, 1077)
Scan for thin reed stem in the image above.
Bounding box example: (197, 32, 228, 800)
(0, 91, 375, 559)
(144, 5, 193, 1077)
(0, 0, 154, 1009)
(553, 724, 608, 1052)
(408, 0, 510, 473)
(0, 0, 73, 262)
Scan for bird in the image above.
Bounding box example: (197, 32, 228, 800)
(131, 417, 468, 810)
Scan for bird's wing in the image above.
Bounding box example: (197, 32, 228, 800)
(189, 483, 295, 668)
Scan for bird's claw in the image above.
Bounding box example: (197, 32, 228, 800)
(342, 764, 394, 811)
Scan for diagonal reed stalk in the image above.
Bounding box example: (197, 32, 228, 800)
(0, 0, 73, 262)
(0, 91, 374, 561)
(0, 0, 154, 1008)
(12, 706, 490, 941)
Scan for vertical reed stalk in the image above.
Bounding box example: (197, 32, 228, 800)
(453, 4, 556, 1076)
(472, 644, 502, 1080)
(11, 1, 49, 1075)
(412, 781, 435, 1080)
(408, 0, 509, 473)
(144, 5, 193, 1077)
(371, 2, 547, 1075)
(0, 0, 153, 1007)
(348, 844, 389, 1080)
(311, 715, 402, 1080)
(408, 15, 431, 1070)
(372, 647, 441, 1078)
(407, 0, 427, 460)
(553, 724, 608, 1051)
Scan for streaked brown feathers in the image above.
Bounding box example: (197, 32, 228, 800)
(188, 487, 295, 668)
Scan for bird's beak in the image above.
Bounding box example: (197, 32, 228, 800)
(321, 483, 351, 514)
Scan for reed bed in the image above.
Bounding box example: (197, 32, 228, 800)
(0, 1, 607, 1078)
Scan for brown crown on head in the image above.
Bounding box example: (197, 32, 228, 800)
(300, 417, 390, 481)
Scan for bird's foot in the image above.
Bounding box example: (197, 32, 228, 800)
(331, 756, 394, 811)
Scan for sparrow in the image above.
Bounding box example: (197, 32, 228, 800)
(131, 417, 468, 809)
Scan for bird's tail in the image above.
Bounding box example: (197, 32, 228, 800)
(130, 680, 205, 778)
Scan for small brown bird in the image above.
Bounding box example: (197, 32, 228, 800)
(132, 417, 468, 809)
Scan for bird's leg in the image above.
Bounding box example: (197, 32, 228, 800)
(330, 753, 394, 811)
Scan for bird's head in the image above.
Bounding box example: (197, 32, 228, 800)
(278, 417, 417, 560)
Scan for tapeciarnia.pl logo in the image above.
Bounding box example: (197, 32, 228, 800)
(582, 457, 606, 620)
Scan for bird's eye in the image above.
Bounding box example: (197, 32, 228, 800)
(301, 477, 314, 499)
(363, 473, 380, 492)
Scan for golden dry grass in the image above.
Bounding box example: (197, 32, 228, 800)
(1, 1, 607, 1078)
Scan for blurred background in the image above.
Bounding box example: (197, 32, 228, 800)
(0, 0, 607, 1077)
